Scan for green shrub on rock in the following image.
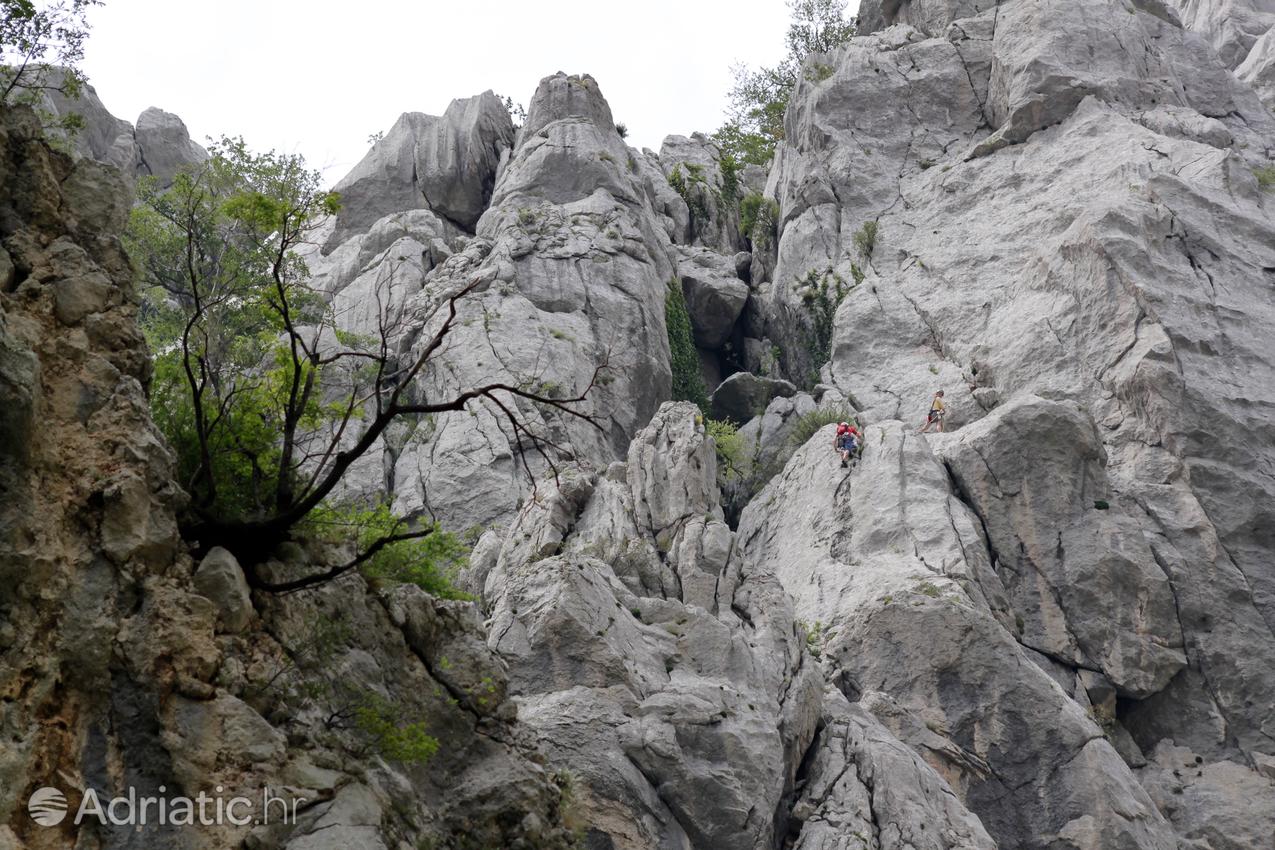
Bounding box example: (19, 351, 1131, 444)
(665, 278, 709, 415)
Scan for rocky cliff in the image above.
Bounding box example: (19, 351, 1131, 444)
(0, 106, 578, 850)
(4, 0, 1275, 847)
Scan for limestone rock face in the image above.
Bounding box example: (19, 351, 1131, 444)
(325, 91, 514, 248)
(482, 403, 823, 850)
(134, 106, 208, 185)
(0, 106, 576, 850)
(1166, 0, 1275, 68)
(36, 74, 206, 185)
(677, 245, 748, 349)
(738, 424, 1177, 849)
(659, 133, 744, 255)
(310, 73, 680, 530)
(751, 1, 1275, 846)
(938, 396, 1186, 697)
(790, 688, 997, 850)
(1237, 24, 1275, 110)
(416, 91, 515, 229)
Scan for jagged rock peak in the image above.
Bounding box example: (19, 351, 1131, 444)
(325, 90, 514, 247)
(520, 72, 616, 140)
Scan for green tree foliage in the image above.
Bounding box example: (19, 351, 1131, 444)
(1, 0, 101, 132)
(797, 267, 848, 381)
(714, 0, 856, 166)
(706, 418, 747, 477)
(129, 139, 599, 591)
(665, 278, 709, 415)
(129, 138, 341, 527)
(353, 693, 440, 764)
(739, 192, 780, 249)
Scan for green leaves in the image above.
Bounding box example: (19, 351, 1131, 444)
(665, 278, 709, 416)
(300, 502, 472, 601)
(1, 0, 102, 108)
(714, 0, 856, 166)
(127, 138, 344, 523)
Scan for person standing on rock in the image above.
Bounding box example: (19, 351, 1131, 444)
(919, 390, 946, 434)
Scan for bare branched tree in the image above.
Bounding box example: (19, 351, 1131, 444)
(128, 139, 605, 591)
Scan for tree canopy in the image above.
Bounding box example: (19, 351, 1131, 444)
(128, 140, 600, 591)
(1, 0, 101, 129)
(714, 0, 857, 167)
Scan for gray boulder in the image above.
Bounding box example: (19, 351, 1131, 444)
(192, 546, 254, 633)
(677, 245, 749, 348)
(134, 106, 207, 185)
(1236, 24, 1275, 111)
(416, 91, 515, 230)
(710, 371, 797, 424)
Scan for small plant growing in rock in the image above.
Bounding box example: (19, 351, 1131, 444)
(853, 220, 878, 258)
(353, 693, 440, 764)
(798, 620, 824, 657)
(805, 62, 835, 83)
(1253, 165, 1275, 190)
(797, 267, 848, 373)
(707, 418, 748, 482)
(740, 192, 780, 250)
(615, 122, 628, 138)
(916, 581, 942, 598)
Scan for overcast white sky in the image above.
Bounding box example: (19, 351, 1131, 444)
(79, 0, 859, 184)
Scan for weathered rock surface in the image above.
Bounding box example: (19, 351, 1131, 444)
(790, 687, 997, 850)
(739, 423, 1177, 849)
(677, 245, 749, 349)
(134, 106, 208, 185)
(1237, 23, 1275, 110)
(37, 73, 206, 184)
(0, 105, 576, 850)
(1167, 0, 1275, 68)
(659, 133, 744, 254)
(938, 396, 1186, 697)
(309, 73, 681, 530)
(1136, 741, 1275, 850)
(754, 2, 1275, 846)
(710, 371, 798, 424)
(482, 403, 823, 850)
(324, 91, 513, 248)
(416, 91, 515, 229)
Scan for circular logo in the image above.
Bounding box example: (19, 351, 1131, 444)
(28, 786, 68, 827)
